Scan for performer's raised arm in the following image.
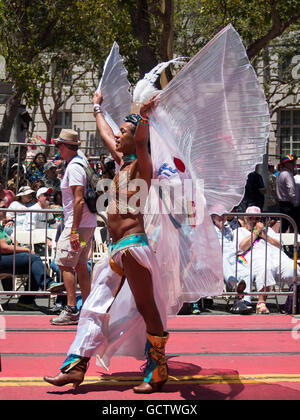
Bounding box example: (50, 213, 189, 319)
(133, 95, 159, 187)
(92, 90, 123, 165)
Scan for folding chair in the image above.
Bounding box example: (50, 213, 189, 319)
(93, 226, 108, 263)
(0, 273, 13, 311)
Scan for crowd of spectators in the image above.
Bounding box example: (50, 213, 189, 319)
(0, 145, 299, 315)
(191, 156, 300, 315)
(0, 144, 115, 311)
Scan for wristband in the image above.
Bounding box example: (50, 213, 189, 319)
(139, 119, 149, 126)
(71, 230, 79, 234)
(139, 115, 149, 122)
(93, 109, 103, 117)
(93, 104, 102, 111)
(253, 228, 259, 237)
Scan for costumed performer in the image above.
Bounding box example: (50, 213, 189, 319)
(44, 92, 169, 394)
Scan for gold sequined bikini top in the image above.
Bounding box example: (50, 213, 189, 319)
(107, 159, 141, 215)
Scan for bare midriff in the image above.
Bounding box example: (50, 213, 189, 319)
(107, 160, 147, 243)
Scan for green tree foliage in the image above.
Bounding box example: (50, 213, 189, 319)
(1, 0, 300, 143)
(197, 0, 300, 59)
(0, 0, 136, 142)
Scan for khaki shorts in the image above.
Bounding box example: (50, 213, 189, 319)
(55, 227, 95, 269)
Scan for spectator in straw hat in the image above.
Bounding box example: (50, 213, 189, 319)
(49, 129, 97, 325)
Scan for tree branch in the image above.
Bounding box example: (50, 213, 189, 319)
(247, 1, 300, 60)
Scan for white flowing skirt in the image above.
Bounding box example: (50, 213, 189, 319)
(67, 245, 168, 369)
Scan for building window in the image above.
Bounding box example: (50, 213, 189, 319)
(279, 109, 300, 157)
(53, 111, 72, 138)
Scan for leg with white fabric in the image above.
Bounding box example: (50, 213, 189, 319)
(252, 255, 276, 314)
(274, 251, 299, 287)
(43, 245, 168, 392)
(120, 248, 168, 394)
(43, 257, 120, 388)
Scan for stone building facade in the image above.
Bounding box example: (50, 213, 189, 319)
(1, 53, 300, 164)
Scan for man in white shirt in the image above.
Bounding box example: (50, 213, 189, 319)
(50, 129, 97, 325)
(23, 187, 54, 230)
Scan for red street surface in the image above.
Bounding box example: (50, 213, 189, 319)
(1, 314, 300, 400)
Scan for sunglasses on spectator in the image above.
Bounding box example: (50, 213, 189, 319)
(43, 193, 51, 198)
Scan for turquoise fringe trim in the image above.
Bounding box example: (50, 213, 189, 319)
(143, 339, 156, 383)
(60, 354, 81, 371)
(123, 154, 137, 163)
(108, 234, 149, 257)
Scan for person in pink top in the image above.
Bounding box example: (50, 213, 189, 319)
(0, 178, 15, 208)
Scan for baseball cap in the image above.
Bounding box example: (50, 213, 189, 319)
(44, 161, 56, 172)
(36, 187, 53, 199)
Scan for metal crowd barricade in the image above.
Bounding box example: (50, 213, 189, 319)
(220, 212, 299, 315)
(0, 207, 109, 309)
(0, 208, 299, 314)
(0, 207, 63, 305)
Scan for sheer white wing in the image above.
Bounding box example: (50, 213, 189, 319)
(144, 24, 270, 314)
(97, 42, 132, 134)
(149, 24, 270, 215)
(144, 121, 224, 315)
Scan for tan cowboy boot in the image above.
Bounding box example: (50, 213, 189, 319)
(44, 356, 90, 389)
(133, 332, 169, 394)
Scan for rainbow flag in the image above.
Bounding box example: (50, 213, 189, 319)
(237, 255, 248, 267)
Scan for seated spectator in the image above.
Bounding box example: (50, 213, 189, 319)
(50, 190, 63, 226)
(23, 187, 55, 231)
(43, 161, 61, 195)
(7, 163, 28, 194)
(26, 152, 47, 184)
(53, 190, 62, 207)
(0, 157, 7, 172)
(95, 163, 103, 177)
(31, 179, 45, 196)
(235, 206, 299, 314)
(212, 214, 252, 314)
(2, 145, 28, 179)
(226, 205, 246, 230)
(5, 186, 36, 235)
(0, 206, 60, 310)
(0, 178, 15, 208)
